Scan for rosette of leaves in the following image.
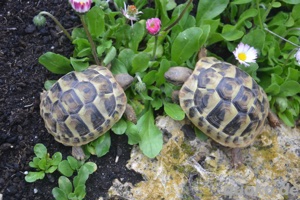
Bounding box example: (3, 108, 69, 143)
(25, 143, 62, 182)
(53, 159, 97, 200)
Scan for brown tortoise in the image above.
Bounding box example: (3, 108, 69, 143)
(40, 65, 135, 160)
(165, 57, 279, 150)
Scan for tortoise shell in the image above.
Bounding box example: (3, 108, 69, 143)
(40, 66, 127, 146)
(179, 57, 269, 147)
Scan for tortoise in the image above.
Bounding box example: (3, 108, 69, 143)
(164, 57, 279, 150)
(40, 65, 135, 160)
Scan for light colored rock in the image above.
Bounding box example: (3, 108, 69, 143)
(105, 116, 300, 200)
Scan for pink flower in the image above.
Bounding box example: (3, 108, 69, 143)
(146, 18, 161, 35)
(69, 0, 92, 13)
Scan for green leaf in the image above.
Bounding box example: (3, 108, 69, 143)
(131, 52, 151, 74)
(275, 97, 288, 112)
(31, 157, 40, 168)
(155, 0, 170, 25)
(82, 162, 97, 174)
(171, 27, 203, 64)
(196, 0, 229, 26)
(151, 98, 163, 110)
(70, 57, 89, 72)
(51, 152, 62, 165)
(58, 176, 73, 195)
(118, 49, 135, 71)
(143, 70, 157, 85)
(44, 80, 57, 90)
(125, 121, 141, 145)
(242, 29, 266, 50)
(156, 59, 170, 87)
(137, 108, 163, 158)
(198, 24, 210, 47)
(164, 102, 185, 121)
(52, 187, 68, 200)
(85, 6, 105, 38)
(278, 111, 295, 127)
(111, 119, 127, 135)
(34, 143, 47, 159)
(265, 83, 280, 95)
(45, 165, 58, 173)
(58, 160, 74, 177)
(111, 58, 128, 74)
(67, 156, 81, 171)
(195, 127, 209, 141)
(279, 80, 300, 97)
(103, 46, 116, 66)
(73, 166, 89, 187)
(129, 21, 145, 52)
(281, 0, 300, 4)
(74, 184, 86, 200)
(286, 68, 299, 81)
(25, 171, 45, 183)
(235, 8, 257, 29)
(221, 25, 244, 41)
(231, 0, 252, 4)
(39, 52, 72, 74)
(71, 28, 86, 39)
(91, 132, 111, 157)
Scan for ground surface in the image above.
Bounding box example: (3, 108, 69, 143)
(0, 1, 143, 199)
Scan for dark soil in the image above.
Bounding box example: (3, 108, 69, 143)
(0, 1, 143, 199)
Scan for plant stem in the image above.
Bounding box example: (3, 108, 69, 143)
(255, 0, 264, 30)
(39, 11, 72, 41)
(163, 0, 193, 32)
(80, 15, 100, 66)
(152, 35, 158, 60)
(264, 28, 300, 48)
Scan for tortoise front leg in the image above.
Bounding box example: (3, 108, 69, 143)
(171, 90, 180, 104)
(72, 146, 86, 160)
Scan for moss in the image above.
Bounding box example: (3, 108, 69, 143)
(181, 141, 196, 156)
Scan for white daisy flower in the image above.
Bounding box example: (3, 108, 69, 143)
(233, 43, 258, 67)
(294, 48, 300, 64)
(121, 2, 142, 26)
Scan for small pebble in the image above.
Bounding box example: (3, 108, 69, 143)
(24, 24, 36, 34)
(33, 188, 38, 194)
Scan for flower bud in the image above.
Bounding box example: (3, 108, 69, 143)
(33, 14, 46, 27)
(135, 82, 146, 93)
(69, 0, 92, 13)
(146, 18, 161, 35)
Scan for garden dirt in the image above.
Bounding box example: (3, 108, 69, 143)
(0, 1, 144, 199)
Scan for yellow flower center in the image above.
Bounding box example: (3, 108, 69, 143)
(238, 53, 247, 61)
(128, 5, 137, 15)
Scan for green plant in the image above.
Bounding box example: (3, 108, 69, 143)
(53, 161, 97, 200)
(34, 0, 300, 160)
(25, 143, 62, 182)
(25, 144, 97, 199)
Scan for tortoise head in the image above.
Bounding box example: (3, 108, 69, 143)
(114, 73, 134, 90)
(164, 67, 193, 86)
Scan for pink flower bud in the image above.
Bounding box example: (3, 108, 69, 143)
(69, 0, 92, 13)
(146, 18, 161, 35)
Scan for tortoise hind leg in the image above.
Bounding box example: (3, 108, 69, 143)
(268, 111, 280, 127)
(124, 104, 137, 124)
(72, 146, 86, 160)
